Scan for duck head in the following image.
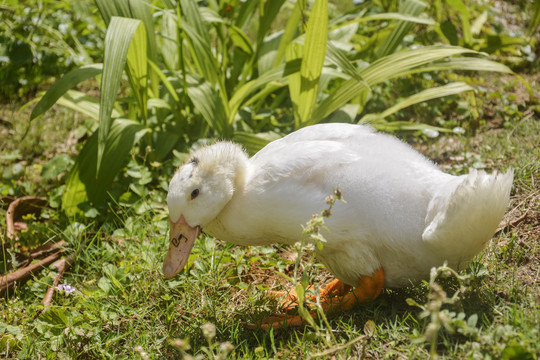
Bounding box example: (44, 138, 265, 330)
(163, 142, 248, 278)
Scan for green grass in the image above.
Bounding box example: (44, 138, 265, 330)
(1, 105, 538, 359)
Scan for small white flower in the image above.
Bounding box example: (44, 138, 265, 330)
(58, 23, 69, 34)
(56, 283, 76, 294)
(201, 322, 216, 340)
(422, 128, 439, 138)
(453, 127, 466, 135)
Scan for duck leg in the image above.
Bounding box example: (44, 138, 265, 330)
(250, 268, 385, 329)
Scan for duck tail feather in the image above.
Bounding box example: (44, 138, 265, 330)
(422, 169, 513, 266)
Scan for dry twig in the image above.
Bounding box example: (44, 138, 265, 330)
(5, 196, 47, 240)
(0, 249, 65, 296)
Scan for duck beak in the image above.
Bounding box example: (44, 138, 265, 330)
(162, 215, 200, 278)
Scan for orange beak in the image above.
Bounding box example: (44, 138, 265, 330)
(162, 215, 200, 278)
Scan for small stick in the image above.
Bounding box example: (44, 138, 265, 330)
(494, 212, 529, 236)
(0, 250, 65, 296)
(5, 196, 47, 240)
(16, 240, 68, 270)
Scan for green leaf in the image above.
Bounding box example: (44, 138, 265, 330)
(57, 90, 121, 121)
(501, 345, 534, 360)
(151, 131, 180, 162)
(98, 277, 112, 294)
(41, 154, 73, 180)
(186, 75, 230, 138)
(123, 0, 159, 96)
(125, 19, 148, 120)
(529, 0, 540, 38)
(471, 11, 488, 35)
(286, 42, 303, 127)
(311, 46, 500, 124)
(297, 0, 328, 127)
(233, 132, 279, 154)
(229, 25, 253, 55)
(375, 0, 427, 59)
(358, 12, 435, 25)
(372, 121, 450, 133)
(57, 91, 101, 120)
(180, 0, 220, 86)
(94, 0, 118, 25)
(97, 17, 144, 176)
(446, 0, 472, 44)
(310, 80, 368, 126)
(229, 59, 301, 124)
(361, 46, 480, 85)
(257, 0, 287, 45)
(327, 42, 367, 84)
(148, 60, 180, 103)
(160, 10, 179, 71)
(30, 64, 103, 121)
(62, 119, 145, 217)
(359, 82, 474, 123)
(440, 20, 459, 45)
(273, 0, 306, 68)
(258, 31, 283, 75)
(94, 0, 158, 95)
(400, 57, 513, 76)
(234, 0, 258, 30)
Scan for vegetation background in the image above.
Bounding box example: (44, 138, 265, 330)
(0, 0, 538, 358)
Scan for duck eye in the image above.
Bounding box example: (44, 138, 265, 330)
(190, 189, 200, 200)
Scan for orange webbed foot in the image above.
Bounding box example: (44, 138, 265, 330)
(249, 268, 385, 330)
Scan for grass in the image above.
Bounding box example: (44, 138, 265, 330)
(1, 95, 538, 359)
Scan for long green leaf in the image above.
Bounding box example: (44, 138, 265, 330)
(97, 17, 143, 176)
(327, 42, 367, 84)
(357, 12, 435, 25)
(296, 0, 328, 127)
(375, 0, 427, 59)
(233, 131, 280, 155)
(311, 46, 495, 124)
(287, 42, 303, 128)
(57, 90, 121, 121)
(229, 59, 301, 124)
(359, 82, 474, 123)
(528, 0, 540, 38)
(160, 10, 179, 71)
(309, 79, 369, 125)
(373, 121, 452, 133)
(234, 0, 259, 30)
(446, 0, 472, 44)
(399, 57, 513, 76)
(126, 20, 148, 121)
(273, 0, 306, 68)
(186, 75, 230, 138)
(94, 0, 159, 95)
(148, 60, 180, 103)
(94, 0, 118, 25)
(258, 31, 283, 75)
(361, 46, 480, 85)
(180, 0, 220, 86)
(229, 25, 254, 55)
(63, 119, 145, 217)
(30, 64, 103, 121)
(125, 0, 159, 96)
(257, 0, 287, 45)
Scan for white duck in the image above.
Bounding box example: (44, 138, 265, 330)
(163, 123, 513, 328)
